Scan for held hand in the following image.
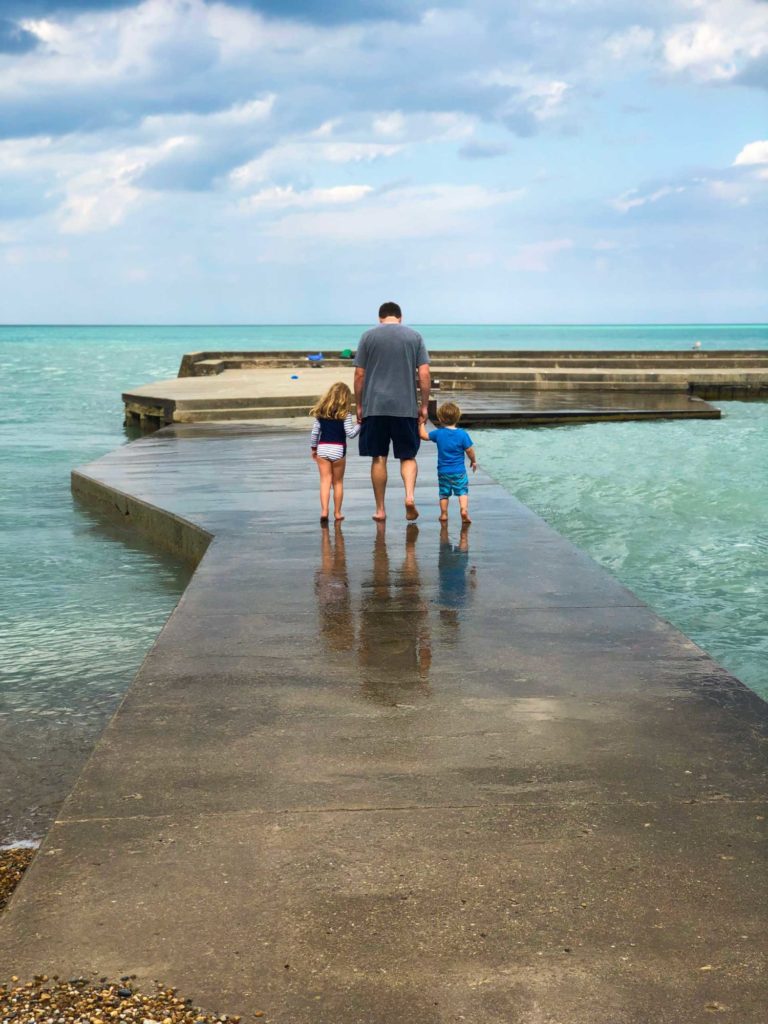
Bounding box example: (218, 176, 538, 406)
(418, 403, 429, 424)
(356, 406, 363, 424)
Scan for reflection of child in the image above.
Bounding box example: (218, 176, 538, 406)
(315, 525, 354, 652)
(419, 401, 477, 523)
(310, 382, 360, 524)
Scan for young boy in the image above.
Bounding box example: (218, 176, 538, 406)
(419, 401, 477, 523)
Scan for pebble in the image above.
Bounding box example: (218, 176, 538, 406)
(0, 849, 34, 911)
(0, 977, 247, 1023)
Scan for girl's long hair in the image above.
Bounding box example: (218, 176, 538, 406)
(310, 381, 353, 420)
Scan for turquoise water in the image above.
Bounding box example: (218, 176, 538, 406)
(3, 322, 768, 352)
(477, 404, 768, 700)
(0, 324, 766, 835)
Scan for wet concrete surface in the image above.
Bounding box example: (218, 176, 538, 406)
(437, 389, 721, 426)
(1, 423, 766, 1022)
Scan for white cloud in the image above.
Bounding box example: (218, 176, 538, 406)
(707, 179, 750, 205)
(373, 111, 406, 137)
(663, 0, 768, 83)
(56, 136, 190, 233)
(604, 26, 656, 63)
(228, 137, 401, 190)
(507, 238, 574, 272)
(482, 69, 572, 122)
(141, 95, 275, 136)
(733, 140, 768, 166)
(266, 184, 524, 243)
(610, 185, 686, 213)
(240, 184, 374, 211)
(318, 142, 403, 163)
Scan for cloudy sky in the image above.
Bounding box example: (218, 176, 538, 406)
(1, 0, 766, 323)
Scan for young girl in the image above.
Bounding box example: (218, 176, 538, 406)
(310, 382, 360, 524)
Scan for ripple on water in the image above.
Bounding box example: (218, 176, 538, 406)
(476, 401, 768, 701)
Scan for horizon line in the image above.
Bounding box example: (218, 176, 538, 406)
(1, 322, 767, 329)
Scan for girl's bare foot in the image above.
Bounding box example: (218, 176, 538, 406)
(405, 501, 419, 521)
(320, 515, 329, 525)
(335, 513, 345, 522)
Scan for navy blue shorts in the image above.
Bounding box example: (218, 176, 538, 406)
(359, 416, 420, 460)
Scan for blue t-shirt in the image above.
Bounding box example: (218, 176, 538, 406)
(428, 426, 473, 474)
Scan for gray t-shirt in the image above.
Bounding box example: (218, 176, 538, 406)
(354, 324, 430, 418)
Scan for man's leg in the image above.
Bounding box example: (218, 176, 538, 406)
(371, 456, 388, 521)
(400, 458, 419, 520)
(391, 417, 420, 520)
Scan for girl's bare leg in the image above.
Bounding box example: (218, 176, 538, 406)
(332, 458, 346, 520)
(439, 498, 449, 522)
(318, 457, 332, 518)
(459, 494, 471, 524)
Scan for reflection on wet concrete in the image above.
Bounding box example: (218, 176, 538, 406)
(437, 522, 476, 644)
(315, 524, 354, 652)
(357, 523, 432, 704)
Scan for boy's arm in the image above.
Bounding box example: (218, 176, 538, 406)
(418, 421, 431, 441)
(465, 445, 477, 472)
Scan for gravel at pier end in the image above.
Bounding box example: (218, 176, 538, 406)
(0, 977, 255, 1022)
(0, 849, 34, 911)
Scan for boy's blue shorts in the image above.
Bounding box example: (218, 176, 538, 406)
(438, 471, 469, 498)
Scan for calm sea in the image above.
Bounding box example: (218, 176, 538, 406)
(1, 323, 766, 840)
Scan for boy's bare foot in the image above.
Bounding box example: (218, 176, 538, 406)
(460, 510, 472, 524)
(405, 501, 419, 521)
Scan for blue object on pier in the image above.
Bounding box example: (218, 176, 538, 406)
(290, 374, 299, 380)
(307, 352, 324, 363)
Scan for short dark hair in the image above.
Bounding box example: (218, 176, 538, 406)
(378, 301, 402, 319)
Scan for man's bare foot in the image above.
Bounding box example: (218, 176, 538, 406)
(335, 514, 345, 522)
(320, 515, 329, 525)
(405, 502, 419, 521)
(439, 514, 448, 522)
(372, 511, 386, 521)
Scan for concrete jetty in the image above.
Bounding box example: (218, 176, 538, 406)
(122, 349, 768, 428)
(2, 423, 767, 1022)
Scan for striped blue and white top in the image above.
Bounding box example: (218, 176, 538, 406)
(311, 414, 360, 461)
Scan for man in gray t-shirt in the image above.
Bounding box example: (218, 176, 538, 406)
(354, 301, 431, 522)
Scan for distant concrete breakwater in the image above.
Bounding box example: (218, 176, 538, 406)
(123, 348, 768, 430)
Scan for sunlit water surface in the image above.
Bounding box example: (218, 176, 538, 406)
(476, 403, 768, 700)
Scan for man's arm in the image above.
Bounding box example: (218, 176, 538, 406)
(354, 366, 365, 423)
(417, 363, 431, 424)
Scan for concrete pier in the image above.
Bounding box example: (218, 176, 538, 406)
(122, 349, 768, 427)
(2, 424, 767, 1022)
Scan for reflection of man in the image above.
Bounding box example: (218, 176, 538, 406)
(354, 302, 431, 523)
(314, 525, 354, 652)
(358, 523, 432, 703)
